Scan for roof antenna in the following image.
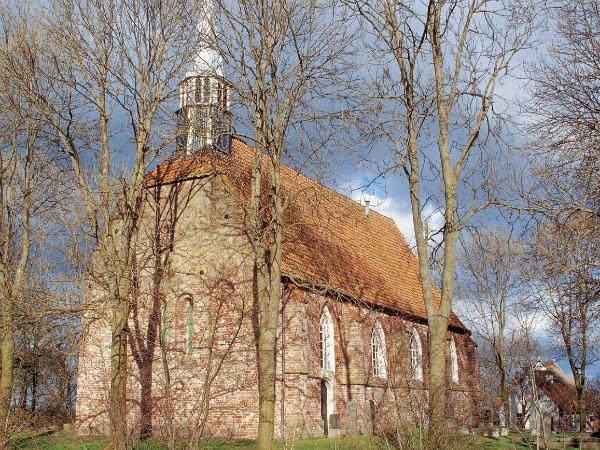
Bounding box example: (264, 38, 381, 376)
(364, 197, 371, 217)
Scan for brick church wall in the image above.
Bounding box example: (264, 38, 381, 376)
(277, 289, 480, 439)
(75, 175, 480, 440)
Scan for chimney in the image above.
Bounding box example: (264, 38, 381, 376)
(364, 198, 370, 217)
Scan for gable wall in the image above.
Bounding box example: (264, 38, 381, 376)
(76, 174, 260, 439)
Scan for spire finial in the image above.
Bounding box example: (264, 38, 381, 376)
(176, 0, 231, 155)
(188, 0, 223, 78)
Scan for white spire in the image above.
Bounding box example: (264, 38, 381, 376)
(187, 0, 223, 78)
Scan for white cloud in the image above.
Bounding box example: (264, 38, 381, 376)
(346, 188, 443, 249)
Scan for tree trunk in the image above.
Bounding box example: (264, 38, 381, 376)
(109, 288, 129, 450)
(159, 255, 175, 450)
(0, 158, 30, 442)
(0, 288, 14, 443)
(496, 328, 509, 429)
(426, 226, 457, 445)
(499, 365, 510, 429)
(137, 187, 169, 441)
(257, 160, 283, 450)
(256, 302, 278, 449)
(139, 359, 153, 440)
(576, 382, 586, 432)
(427, 313, 449, 445)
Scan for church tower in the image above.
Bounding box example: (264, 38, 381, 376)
(176, 1, 232, 154)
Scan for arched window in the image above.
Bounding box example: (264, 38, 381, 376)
(410, 328, 423, 381)
(371, 321, 387, 378)
(320, 306, 335, 372)
(449, 335, 459, 383)
(182, 294, 194, 356)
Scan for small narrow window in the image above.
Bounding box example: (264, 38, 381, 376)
(195, 77, 202, 103)
(449, 336, 459, 383)
(203, 77, 210, 102)
(222, 85, 228, 109)
(371, 321, 387, 378)
(320, 306, 334, 372)
(186, 79, 195, 105)
(185, 296, 194, 355)
(410, 328, 423, 381)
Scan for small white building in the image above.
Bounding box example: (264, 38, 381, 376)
(510, 359, 594, 436)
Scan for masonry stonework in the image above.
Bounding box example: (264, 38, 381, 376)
(76, 141, 480, 440)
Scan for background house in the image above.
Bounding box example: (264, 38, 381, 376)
(511, 359, 598, 436)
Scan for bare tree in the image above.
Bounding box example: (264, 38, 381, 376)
(0, 82, 36, 447)
(458, 228, 529, 431)
(214, 1, 355, 447)
(512, 0, 599, 227)
(529, 215, 600, 432)
(348, 0, 537, 441)
(0, 6, 69, 441)
(519, 1, 600, 432)
(12, 277, 80, 429)
(0, 0, 207, 445)
(525, 0, 599, 220)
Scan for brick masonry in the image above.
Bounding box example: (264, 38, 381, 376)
(75, 174, 480, 440)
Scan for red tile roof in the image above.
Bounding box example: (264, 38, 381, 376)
(535, 360, 595, 413)
(147, 138, 466, 330)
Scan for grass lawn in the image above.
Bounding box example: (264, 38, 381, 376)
(470, 430, 587, 450)
(10, 429, 595, 449)
(11, 429, 107, 450)
(10, 430, 388, 450)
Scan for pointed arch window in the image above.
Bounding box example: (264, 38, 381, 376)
(371, 321, 387, 378)
(320, 306, 335, 372)
(410, 328, 423, 381)
(449, 335, 459, 383)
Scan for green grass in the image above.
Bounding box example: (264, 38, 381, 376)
(194, 439, 256, 450)
(11, 429, 107, 450)
(274, 435, 389, 449)
(470, 430, 585, 450)
(471, 433, 536, 449)
(10, 431, 388, 450)
(10, 429, 594, 450)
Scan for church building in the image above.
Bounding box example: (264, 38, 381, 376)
(75, 5, 480, 440)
